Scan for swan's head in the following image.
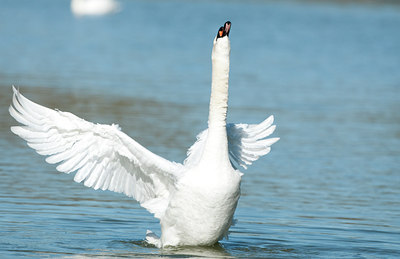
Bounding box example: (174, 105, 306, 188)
(212, 21, 231, 59)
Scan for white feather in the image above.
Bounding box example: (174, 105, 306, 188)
(185, 117, 279, 170)
(9, 86, 183, 211)
(9, 21, 279, 248)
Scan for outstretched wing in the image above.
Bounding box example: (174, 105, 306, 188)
(226, 116, 279, 169)
(184, 116, 279, 169)
(9, 87, 183, 218)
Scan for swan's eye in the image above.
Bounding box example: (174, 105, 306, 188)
(217, 26, 225, 39)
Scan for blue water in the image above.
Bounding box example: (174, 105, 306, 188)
(1, 0, 400, 258)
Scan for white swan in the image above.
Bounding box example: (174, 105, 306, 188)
(9, 21, 279, 247)
(71, 0, 120, 16)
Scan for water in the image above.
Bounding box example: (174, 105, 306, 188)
(1, 0, 400, 257)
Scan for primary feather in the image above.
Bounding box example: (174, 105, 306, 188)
(10, 86, 182, 218)
(184, 116, 279, 170)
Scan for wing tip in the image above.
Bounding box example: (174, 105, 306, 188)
(11, 85, 21, 100)
(10, 126, 21, 136)
(270, 116, 276, 127)
(262, 137, 280, 147)
(263, 115, 274, 126)
(271, 137, 280, 144)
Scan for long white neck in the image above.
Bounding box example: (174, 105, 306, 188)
(200, 37, 231, 166)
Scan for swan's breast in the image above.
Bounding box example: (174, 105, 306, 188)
(160, 166, 241, 246)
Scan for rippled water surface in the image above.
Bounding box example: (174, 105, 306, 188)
(1, 0, 400, 258)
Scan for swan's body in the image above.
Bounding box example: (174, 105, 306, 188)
(9, 22, 279, 247)
(71, 0, 120, 16)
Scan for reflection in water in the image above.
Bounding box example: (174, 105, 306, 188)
(160, 244, 231, 258)
(62, 242, 231, 258)
(137, 241, 232, 258)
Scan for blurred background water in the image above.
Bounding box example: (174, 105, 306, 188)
(1, 0, 400, 258)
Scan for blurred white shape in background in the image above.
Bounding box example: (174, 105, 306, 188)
(71, 0, 120, 16)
